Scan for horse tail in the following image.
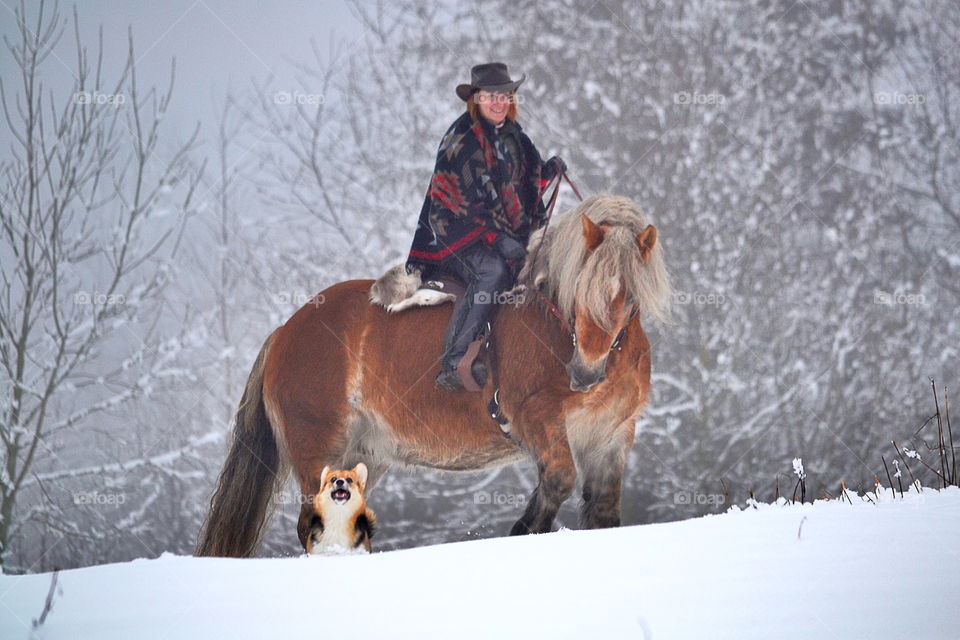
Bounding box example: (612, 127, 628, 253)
(196, 330, 286, 557)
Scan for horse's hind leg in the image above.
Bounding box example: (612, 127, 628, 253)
(575, 418, 635, 529)
(509, 401, 577, 535)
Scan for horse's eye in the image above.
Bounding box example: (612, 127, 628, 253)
(346, 478, 354, 484)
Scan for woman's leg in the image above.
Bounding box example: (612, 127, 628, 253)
(436, 242, 513, 389)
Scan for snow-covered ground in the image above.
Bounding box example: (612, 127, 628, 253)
(3, 486, 959, 639)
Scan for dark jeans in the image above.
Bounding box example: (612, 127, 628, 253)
(439, 241, 514, 370)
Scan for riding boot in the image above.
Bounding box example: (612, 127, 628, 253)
(435, 243, 512, 390)
(435, 291, 476, 390)
(435, 285, 494, 391)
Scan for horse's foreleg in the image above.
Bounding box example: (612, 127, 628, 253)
(509, 460, 576, 535)
(510, 406, 577, 535)
(576, 418, 635, 529)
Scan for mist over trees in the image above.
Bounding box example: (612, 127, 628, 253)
(1, 0, 956, 571)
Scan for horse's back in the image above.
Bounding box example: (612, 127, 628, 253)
(265, 277, 453, 410)
(271, 279, 374, 359)
(264, 278, 519, 472)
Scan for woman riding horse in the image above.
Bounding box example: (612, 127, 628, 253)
(195, 64, 671, 559)
(405, 62, 566, 390)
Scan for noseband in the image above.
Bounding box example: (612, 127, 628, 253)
(534, 288, 639, 353)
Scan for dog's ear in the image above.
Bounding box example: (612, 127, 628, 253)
(353, 462, 368, 489)
(320, 466, 332, 487)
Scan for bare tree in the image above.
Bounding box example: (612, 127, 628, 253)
(0, 0, 200, 569)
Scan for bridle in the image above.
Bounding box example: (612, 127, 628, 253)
(535, 288, 640, 354)
(531, 171, 641, 354)
(487, 171, 639, 428)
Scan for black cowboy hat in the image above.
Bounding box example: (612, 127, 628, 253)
(456, 62, 526, 101)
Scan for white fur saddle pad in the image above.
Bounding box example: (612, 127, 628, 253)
(368, 264, 458, 313)
(368, 264, 525, 314)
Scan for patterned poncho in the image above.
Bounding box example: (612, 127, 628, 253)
(405, 111, 551, 276)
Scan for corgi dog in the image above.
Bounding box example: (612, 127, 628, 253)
(306, 463, 377, 555)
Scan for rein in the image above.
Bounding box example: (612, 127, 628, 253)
(486, 171, 638, 429)
(535, 289, 640, 352)
(527, 171, 583, 276)
(487, 171, 582, 429)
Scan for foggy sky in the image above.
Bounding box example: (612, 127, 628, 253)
(0, 0, 363, 151)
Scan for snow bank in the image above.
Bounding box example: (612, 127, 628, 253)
(3, 487, 959, 639)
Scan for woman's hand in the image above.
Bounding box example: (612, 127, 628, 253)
(543, 156, 567, 181)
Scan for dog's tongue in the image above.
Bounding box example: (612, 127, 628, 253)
(332, 489, 350, 500)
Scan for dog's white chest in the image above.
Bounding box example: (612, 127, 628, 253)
(309, 507, 365, 555)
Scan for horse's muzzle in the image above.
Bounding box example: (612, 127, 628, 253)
(566, 361, 607, 392)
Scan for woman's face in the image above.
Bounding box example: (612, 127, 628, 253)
(476, 89, 515, 124)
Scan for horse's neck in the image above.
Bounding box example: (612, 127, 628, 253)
(496, 297, 571, 357)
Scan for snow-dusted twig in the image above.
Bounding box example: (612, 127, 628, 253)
(791, 457, 806, 504)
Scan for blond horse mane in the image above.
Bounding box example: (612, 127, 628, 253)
(519, 194, 673, 330)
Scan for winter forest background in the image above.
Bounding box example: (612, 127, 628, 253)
(1, 0, 957, 572)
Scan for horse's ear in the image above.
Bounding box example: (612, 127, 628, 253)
(320, 466, 332, 487)
(636, 224, 657, 262)
(353, 462, 369, 488)
(581, 213, 604, 251)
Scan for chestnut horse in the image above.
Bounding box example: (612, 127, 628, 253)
(196, 195, 672, 557)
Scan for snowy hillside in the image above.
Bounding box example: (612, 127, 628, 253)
(3, 487, 959, 639)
